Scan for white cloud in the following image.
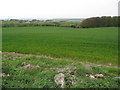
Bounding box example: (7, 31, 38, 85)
(0, 0, 119, 19)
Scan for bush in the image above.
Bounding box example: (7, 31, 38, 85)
(81, 16, 120, 28)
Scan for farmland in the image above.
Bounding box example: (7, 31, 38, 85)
(3, 27, 118, 65)
(2, 26, 119, 88)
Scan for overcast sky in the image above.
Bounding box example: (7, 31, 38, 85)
(0, 0, 119, 19)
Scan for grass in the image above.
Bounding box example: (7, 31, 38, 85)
(2, 53, 119, 88)
(2, 26, 119, 88)
(2, 27, 118, 65)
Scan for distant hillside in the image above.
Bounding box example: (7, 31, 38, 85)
(49, 18, 85, 22)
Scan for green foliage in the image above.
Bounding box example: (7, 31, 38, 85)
(2, 53, 119, 88)
(2, 21, 80, 28)
(81, 16, 120, 28)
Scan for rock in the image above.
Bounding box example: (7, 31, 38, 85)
(0, 73, 5, 77)
(86, 74, 95, 78)
(23, 64, 31, 68)
(54, 73, 65, 88)
(109, 63, 112, 66)
(86, 74, 104, 78)
(7, 74, 10, 76)
(20, 62, 28, 66)
(26, 65, 39, 70)
(20, 62, 39, 70)
(0, 73, 10, 77)
(89, 75, 95, 78)
(94, 74, 104, 78)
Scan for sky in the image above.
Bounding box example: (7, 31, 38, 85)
(0, 0, 119, 19)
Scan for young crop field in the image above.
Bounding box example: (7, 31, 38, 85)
(3, 27, 118, 65)
(2, 26, 119, 88)
(2, 27, 118, 65)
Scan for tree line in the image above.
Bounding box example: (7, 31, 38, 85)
(1, 16, 120, 28)
(80, 16, 120, 28)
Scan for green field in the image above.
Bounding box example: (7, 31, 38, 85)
(3, 27, 118, 65)
(2, 26, 119, 88)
